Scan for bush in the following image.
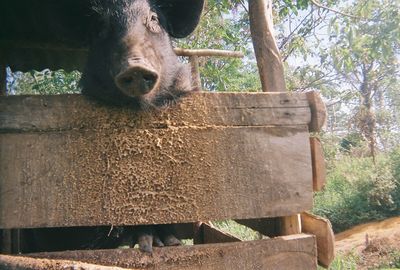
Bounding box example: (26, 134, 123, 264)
(8, 69, 81, 95)
(313, 151, 400, 233)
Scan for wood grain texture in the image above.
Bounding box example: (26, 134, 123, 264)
(189, 56, 201, 90)
(15, 234, 317, 270)
(280, 215, 302, 235)
(174, 48, 244, 58)
(310, 137, 327, 191)
(301, 212, 335, 268)
(306, 91, 327, 132)
(248, 0, 286, 92)
(0, 254, 136, 270)
(0, 93, 313, 229)
(0, 92, 312, 131)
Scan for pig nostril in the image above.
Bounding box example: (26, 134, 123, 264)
(143, 74, 156, 86)
(122, 77, 134, 85)
(116, 67, 159, 96)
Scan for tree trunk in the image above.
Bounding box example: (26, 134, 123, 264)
(359, 64, 376, 163)
(248, 0, 286, 92)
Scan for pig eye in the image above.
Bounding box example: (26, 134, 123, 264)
(150, 13, 159, 23)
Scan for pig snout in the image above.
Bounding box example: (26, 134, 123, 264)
(115, 62, 159, 97)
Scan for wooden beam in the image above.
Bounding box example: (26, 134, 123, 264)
(0, 93, 313, 229)
(248, 0, 286, 92)
(280, 215, 302, 235)
(189, 56, 202, 90)
(0, 255, 134, 270)
(306, 91, 327, 132)
(11, 234, 317, 270)
(301, 212, 335, 268)
(310, 137, 327, 191)
(174, 48, 244, 58)
(0, 93, 312, 131)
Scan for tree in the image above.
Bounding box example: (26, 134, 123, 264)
(326, 0, 400, 158)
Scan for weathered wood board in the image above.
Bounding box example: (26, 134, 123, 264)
(0, 234, 317, 270)
(193, 222, 241, 244)
(301, 212, 335, 268)
(0, 92, 314, 228)
(310, 137, 327, 191)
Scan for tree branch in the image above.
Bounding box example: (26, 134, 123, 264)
(310, 0, 361, 19)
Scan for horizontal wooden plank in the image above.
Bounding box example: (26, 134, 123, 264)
(0, 92, 311, 132)
(0, 124, 313, 228)
(14, 234, 316, 270)
(0, 255, 133, 270)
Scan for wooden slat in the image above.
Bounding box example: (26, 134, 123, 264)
(280, 214, 302, 235)
(0, 92, 311, 132)
(306, 91, 327, 132)
(0, 126, 312, 228)
(11, 234, 316, 270)
(301, 212, 335, 268)
(310, 137, 327, 191)
(0, 255, 134, 270)
(189, 56, 201, 90)
(194, 222, 241, 244)
(0, 93, 313, 229)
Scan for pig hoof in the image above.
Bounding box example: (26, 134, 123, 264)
(153, 234, 165, 247)
(136, 228, 154, 253)
(134, 225, 181, 252)
(162, 234, 182, 246)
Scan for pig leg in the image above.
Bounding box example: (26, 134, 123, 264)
(155, 225, 182, 247)
(132, 225, 181, 253)
(133, 226, 154, 253)
(152, 234, 164, 247)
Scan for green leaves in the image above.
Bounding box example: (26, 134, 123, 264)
(9, 69, 81, 95)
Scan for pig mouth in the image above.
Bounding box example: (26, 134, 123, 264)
(115, 65, 160, 97)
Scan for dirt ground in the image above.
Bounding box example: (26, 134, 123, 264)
(335, 216, 400, 269)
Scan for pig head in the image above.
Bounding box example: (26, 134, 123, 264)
(81, 0, 205, 108)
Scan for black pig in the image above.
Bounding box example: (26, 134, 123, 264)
(1, 0, 204, 254)
(81, 0, 204, 108)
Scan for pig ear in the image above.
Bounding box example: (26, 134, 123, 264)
(156, 0, 205, 38)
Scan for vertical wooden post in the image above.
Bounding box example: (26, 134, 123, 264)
(248, 0, 286, 92)
(0, 64, 6, 96)
(280, 215, 302, 235)
(189, 56, 202, 90)
(248, 0, 302, 237)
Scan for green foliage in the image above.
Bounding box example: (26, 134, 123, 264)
(376, 249, 400, 269)
(317, 252, 359, 270)
(313, 148, 400, 232)
(211, 220, 260, 241)
(176, 0, 262, 92)
(9, 69, 81, 95)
